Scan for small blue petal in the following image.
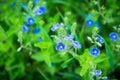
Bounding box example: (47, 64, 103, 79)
(22, 25, 29, 33)
(33, 28, 40, 34)
(85, 19, 94, 26)
(64, 34, 74, 41)
(109, 32, 118, 41)
(26, 17, 35, 25)
(35, 6, 46, 16)
(51, 23, 61, 32)
(90, 48, 100, 57)
(56, 42, 66, 51)
(72, 41, 82, 49)
(95, 70, 102, 76)
(96, 36, 104, 43)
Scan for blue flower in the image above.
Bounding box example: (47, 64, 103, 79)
(96, 36, 104, 43)
(51, 23, 61, 32)
(95, 70, 102, 76)
(22, 25, 29, 33)
(35, 6, 46, 16)
(104, 77, 108, 80)
(72, 41, 82, 49)
(64, 34, 74, 41)
(26, 17, 35, 25)
(85, 19, 94, 26)
(56, 42, 66, 51)
(109, 32, 118, 41)
(33, 28, 40, 34)
(90, 47, 100, 57)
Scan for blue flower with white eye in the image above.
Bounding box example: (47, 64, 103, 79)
(72, 41, 82, 49)
(51, 23, 61, 32)
(22, 25, 29, 33)
(56, 42, 66, 51)
(90, 47, 100, 57)
(35, 6, 46, 16)
(33, 28, 40, 34)
(85, 19, 94, 26)
(109, 32, 118, 41)
(95, 70, 102, 76)
(64, 34, 74, 41)
(26, 17, 35, 25)
(96, 36, 104, 43)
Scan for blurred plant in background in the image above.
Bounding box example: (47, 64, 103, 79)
(0, 0, 120, 80)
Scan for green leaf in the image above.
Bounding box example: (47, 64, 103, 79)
(34, 42, 52, 49)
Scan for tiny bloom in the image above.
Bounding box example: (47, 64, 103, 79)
(33, 28, 40, 34)
(26, 17, 35, 25)
(109, 32, 118, 41)
(90, 47, 100, 57)
(56, 42, 66, 51)
(96, 36, 104, 43)
(51, 23, 61, 32)
(64, 34, 74, 41)
(72, 41, 82, 49)
(35, 6, 46, 16)
(22, 25, 29, 33)
(37, 37, 43, 41)
(85, 19, 94, 26)
(95, 70, 102, 76)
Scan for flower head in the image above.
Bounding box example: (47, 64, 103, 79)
(72, 41, 82, 49)
(90, 47, 100, 57)
(26, 17, 35, 25)
(51, 23, 61, 32)
(95, 70, 102, 76)
(109, 32, 118, 41)
(56, 42, 66, 51)
(33, 28, 40, 34)
(22, 25, 29, 33)
(85, 19, 94, 26)
(35, 6, 46, 16)
(63, 34, 74, 41)
(96, 36, 104, 43)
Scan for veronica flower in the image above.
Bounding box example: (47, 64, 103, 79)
(96, 36, 104, 43)
(22, 25, 29, 33)
(35, 6, 46, 16)
(56, 42, 66, 51)
(26, 17, 35, 25)
(109, 32, 118, 41)
(85, 19, 94, 26)
(51, 23, 61, 32)
(33, 28, 40, 34)
(90, 47, 100, 57)
(95, 70, 102, 76)
(63, 34, 74, 41)
(72, 41, 82, 49)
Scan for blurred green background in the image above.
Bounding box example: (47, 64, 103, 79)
(0, 0, 120, 80)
